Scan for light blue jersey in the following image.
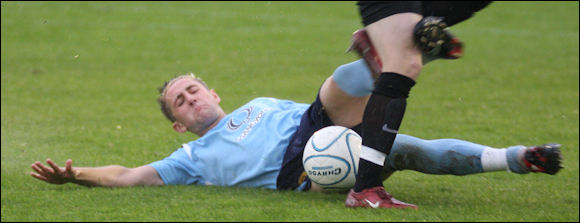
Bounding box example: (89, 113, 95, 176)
(148, 97, 309, 189)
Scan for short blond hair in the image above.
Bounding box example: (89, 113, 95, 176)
(157, 72, 209, 122)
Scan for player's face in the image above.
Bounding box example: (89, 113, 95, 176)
(164, 78, 222, 134)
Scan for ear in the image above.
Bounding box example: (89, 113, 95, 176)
(172, 122, 187, 133)
(210, 89, 221, 104)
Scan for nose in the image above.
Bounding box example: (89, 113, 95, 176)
(185, 94, 196, 106)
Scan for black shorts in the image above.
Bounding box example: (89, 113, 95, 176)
(276, 92, 361, 191)
(358, 1, 492, 27)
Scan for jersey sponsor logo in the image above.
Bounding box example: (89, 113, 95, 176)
(235, 107, 272, 142)
(227, 106, 253, 130)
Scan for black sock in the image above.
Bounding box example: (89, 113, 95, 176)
(353, 72, 415, 192)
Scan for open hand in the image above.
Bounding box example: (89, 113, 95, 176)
(30, 159, 76, 184)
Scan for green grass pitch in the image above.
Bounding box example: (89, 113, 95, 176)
(1, 1, 578, 221)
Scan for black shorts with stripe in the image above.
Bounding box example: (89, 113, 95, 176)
(276, 92, 362, 191)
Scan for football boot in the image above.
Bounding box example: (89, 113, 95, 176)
(345, 186, 418, 209)
(413, 16, 463, 59)
(523, 143, 563, 175)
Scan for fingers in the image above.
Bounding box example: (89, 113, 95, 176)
(65, 159, 74, 176)
(31, 160, 53, 176)
(46, 159, 63, 175)
(31, 159, 73, 184)
(31, 162, 44, 174)
(31, 161, 52, 182)
(30, 171, 49, 182)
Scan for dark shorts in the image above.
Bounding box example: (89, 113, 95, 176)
(358, 1, 492, 27)
(276, 92, 361, 191)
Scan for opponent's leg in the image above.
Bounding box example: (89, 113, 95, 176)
(353, 14, 421, 191)
(346, 2, 423, 209)
(346, 1, 492, 208)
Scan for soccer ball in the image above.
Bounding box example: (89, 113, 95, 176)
(302, 126, 362, 190)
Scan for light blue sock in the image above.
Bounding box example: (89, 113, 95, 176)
(506, 145, 529, 174)
(387, 134, 528, 175)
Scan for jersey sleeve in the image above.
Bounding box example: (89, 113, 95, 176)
(147, 146, 202, 185)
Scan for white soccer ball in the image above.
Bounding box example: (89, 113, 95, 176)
(302, 126, 362, 190)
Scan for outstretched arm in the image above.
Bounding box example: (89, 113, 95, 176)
(30, 159, 164, 187)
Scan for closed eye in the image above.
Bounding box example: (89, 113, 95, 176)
(188, 86, 199, 94)
(176, 95, 184, 107)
